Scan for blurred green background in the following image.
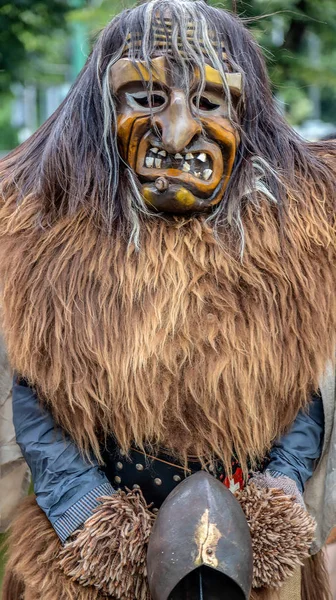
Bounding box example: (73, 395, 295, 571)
(0, 0, 336, 155)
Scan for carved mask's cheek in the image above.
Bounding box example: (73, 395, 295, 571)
(111, 57, 241, 214)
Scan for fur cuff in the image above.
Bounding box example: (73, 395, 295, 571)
(236, 483, 316, 589)
(59, 490, 155, 600)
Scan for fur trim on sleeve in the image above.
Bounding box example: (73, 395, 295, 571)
(59, 490, 155, 600)
(236, 483, 316, 589)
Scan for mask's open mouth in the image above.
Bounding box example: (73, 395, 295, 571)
(135, 136, 223, 199)
(143, 146, 213, 182)
(132, 132, 229, 212)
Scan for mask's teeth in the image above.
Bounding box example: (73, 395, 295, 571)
(182, 162, 191, 172)
(145, 157, 154, 168)
(155, 158, 162, 168)
(195, 171, 201, 178)
(158, 150, 167, 157)
(185, 153, 194, 160)
(174, 153, 183, 159)
(203, 169, 212, 181)
(198, 153, 207, 162)
(151, 147, 159, 154)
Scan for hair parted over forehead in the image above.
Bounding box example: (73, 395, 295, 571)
(1, 0, 335, 250)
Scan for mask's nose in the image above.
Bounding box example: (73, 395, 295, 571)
(153, 90, 202, 155)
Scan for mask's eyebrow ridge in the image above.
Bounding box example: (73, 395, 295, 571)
(110, 57, 169, 93)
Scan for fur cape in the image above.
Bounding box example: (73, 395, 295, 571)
(0, 167, 334, 475)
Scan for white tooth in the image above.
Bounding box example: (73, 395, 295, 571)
(203, 169, 212, 181)
(145, 157, 154, 168)
(155, 158, 162, 168)
(182, 162, 191, 172)
(195, 172, 201, 178)
(185, 153, 194, 160)
(174, 153, 183, 159)
(198, 153, 207, 162)
(151, 147, 159, 154)
(158, 150, 167, 157)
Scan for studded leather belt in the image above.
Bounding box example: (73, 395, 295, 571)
(102, 441, 267, 512)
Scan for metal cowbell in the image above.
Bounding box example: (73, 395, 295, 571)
(147, 471, 253, 600)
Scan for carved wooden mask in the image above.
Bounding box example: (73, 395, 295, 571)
(111, 54, 241, 213)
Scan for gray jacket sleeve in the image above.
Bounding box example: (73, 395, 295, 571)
(267, 392, 324, 493)
(12, 376, 114, 543)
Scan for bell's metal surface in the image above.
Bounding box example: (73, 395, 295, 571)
(147, 471, 253, 600)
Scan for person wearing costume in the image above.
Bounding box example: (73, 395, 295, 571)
(1, 1, 335, 598)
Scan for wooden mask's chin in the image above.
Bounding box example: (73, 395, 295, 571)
(141, 180, 227, 213)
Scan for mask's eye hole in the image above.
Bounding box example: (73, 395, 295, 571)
(127, 91, 167, 110)
(193, 95, 221, 111)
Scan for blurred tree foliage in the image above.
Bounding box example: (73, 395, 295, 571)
(0, 0, 71, 149)
(0, 0, 71, 91)
(237, 0, 336, 123)
(0, 0, 335, 138)
(73, 0, 336, 125)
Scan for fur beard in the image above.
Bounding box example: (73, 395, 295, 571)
(0, 188, 334, 473)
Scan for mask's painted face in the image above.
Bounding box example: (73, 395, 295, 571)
(111, 55, 241, 213)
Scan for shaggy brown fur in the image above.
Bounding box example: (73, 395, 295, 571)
(0, 183, 334, 474)
(2, 568, 25, 600)
(59, 491, 155, 600)
(301, 551, 332, 600)
(236, 483, 316, 589)
(2, 496, 103, 600)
